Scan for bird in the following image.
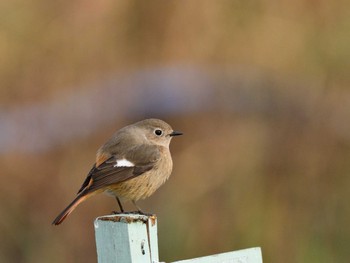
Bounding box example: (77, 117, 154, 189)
(52, 118, 182, 225)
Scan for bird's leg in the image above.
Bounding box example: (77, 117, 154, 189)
(112, 196, 124, 214)
(116, 197, 124, 212)
(116, 196, 124, 212)
(131, 201, 152, 216)
(132, 200, 144, 214)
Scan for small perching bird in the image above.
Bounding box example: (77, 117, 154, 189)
(52, 119, 182, 225)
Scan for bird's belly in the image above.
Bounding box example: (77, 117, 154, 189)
(105, 158, 172, 201)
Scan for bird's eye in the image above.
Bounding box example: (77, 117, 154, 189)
(154, 129, 163, 136)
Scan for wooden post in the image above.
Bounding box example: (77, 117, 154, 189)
(94, 213, 263, 263)
(94, 214, 159, 263)
(171, 247, 263, 263)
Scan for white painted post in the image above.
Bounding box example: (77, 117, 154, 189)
(171, 247, 263, 263)
(94, 213, 263, 263)
(94, 214, 159, 263)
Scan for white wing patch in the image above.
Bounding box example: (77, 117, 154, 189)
(114, 158, 134, 167)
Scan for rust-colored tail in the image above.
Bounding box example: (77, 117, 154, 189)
(52, 194, 89, 225)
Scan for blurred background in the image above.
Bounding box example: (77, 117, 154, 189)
(1, 1, 350, 262)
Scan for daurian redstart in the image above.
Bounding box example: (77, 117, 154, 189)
(52, 119, 182, 225)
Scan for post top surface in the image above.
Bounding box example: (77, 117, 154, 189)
(95, 213, 157, 226)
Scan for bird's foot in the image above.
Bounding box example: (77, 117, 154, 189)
(111, 210, 153, 216)
(135, 210, 154, 216)
(111, 210, 124, 215)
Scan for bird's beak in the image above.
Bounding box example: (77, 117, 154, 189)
(169, 131, 183, 137)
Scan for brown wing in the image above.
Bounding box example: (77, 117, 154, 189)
(77, 144, 161, 196)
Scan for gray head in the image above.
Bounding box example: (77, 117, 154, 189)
(99, 118, 182, 157)
(133, 119, 182, 147)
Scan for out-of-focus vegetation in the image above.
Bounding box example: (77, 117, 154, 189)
(1, 1, 350, 263)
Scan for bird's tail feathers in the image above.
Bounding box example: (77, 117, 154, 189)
(52, 194, 89, 225)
